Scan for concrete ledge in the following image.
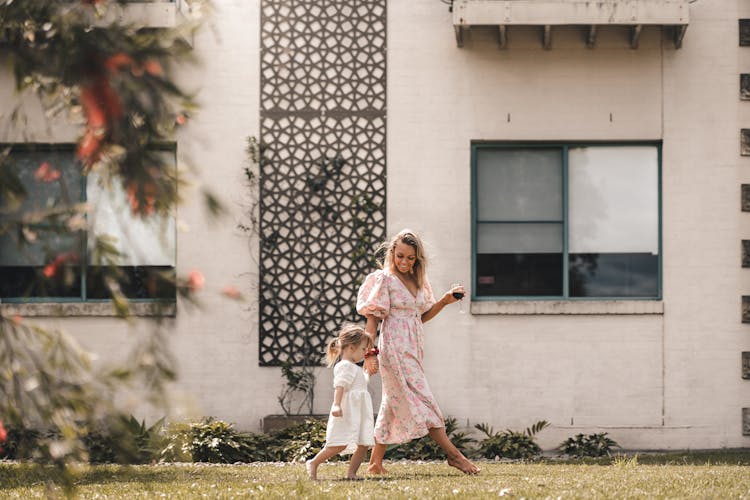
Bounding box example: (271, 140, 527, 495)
(94, 2, 195, 47)
(453, 0, 689, 26)
(262, 414, 327, 434)
(471, 300, 664, 315)
(102, 2, 177, 28)
(0, 301, 176, 318)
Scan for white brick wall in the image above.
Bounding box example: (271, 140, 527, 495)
(3, 0, 749, 449)
(385, 0, 749, 449)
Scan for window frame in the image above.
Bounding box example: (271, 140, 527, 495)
(0, 142, 177, 305)
(471, 141, 662, 302)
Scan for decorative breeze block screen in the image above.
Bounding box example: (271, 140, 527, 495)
(259, 1, 387, 366)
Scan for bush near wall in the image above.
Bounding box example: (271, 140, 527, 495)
(557, 433, 620, 458)
(160, 418, 280, 463)
(0, 427, 44, 460)
(474, 421, 550, 460)
(1, 417, 563, 464)
(0, 416, 164, 464)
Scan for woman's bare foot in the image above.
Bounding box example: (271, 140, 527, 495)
(306, 459, 318, 480)
(447, 454, 480, 475)
(367, 463, 388, 475)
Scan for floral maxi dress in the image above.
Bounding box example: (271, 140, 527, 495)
(356, 269, 445, 444)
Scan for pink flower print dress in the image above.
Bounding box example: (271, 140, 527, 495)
(324, 359, 375, 454)
(356, 269, 445, 444)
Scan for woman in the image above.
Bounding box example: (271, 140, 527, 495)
(357, 229, 479, 475)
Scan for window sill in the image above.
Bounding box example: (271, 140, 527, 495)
(0, 301, 176, 318)
(99, 2, 177, 28)
(470, 300, 664, 315)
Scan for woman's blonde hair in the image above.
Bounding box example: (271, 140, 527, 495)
(381, 228, 428, 289)
(325, 323, 372, 367)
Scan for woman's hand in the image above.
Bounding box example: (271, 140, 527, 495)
(331, 404, 342, 417)
(442, 284, 466, 304)
(423, 284, 467, 323)
(364, 355, 379, 375)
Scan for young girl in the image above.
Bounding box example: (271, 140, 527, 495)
(306, 324, 376, 480)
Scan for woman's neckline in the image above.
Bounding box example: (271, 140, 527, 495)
(388, 269, 419, 299)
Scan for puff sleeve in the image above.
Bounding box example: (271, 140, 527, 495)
(332, 361, 358, 390)
(421, 275, 437, 314)
(356, 270, 390, 319)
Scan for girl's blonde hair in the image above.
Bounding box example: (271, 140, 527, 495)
(325, 323, 372, 367)
(381, 228, 428, 289)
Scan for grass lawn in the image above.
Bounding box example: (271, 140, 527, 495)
(2, 452, 750, 499)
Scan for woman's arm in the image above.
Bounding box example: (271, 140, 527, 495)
(363, 315, 380, 375)
(364, 315, 379, 343)
(421, 295, 449, 323)
(421, 284, 465, 323)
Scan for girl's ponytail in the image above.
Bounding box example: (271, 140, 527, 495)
(326, 323, 367, 367)
(326, 337, 341, 367)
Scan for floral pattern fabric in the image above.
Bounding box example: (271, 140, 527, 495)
(356, 269, 444, 444)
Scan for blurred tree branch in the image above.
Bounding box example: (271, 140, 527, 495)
(0, 0, 214, 491)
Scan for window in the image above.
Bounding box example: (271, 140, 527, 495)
(0, 145, 176, 301)
(472, 143, 660, 299)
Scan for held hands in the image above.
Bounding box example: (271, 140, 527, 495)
(364, 352, 379, 375)
(331, 404, 342, 417)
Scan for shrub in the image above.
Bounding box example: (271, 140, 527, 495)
(475, 420, 549, 460)
(161, 417, 249, 464)
(558, 432, 619, 458)
(2, 416, 165, 464)
(240, 432, 281, 462)
(83, 430, 118, 464)
(160, 417, 311, 463)
(0, 426, 43, 460)
(385, 417, 476, 460)
(85, 415, 165, 464)
(270, 418, 328, 462)
(125, 416, 167, 464)
(159, 421, 193, 463)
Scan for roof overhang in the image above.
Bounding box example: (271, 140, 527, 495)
(453, 0, 690, 49)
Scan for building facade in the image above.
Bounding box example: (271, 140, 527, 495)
(2, 0, 749, 451)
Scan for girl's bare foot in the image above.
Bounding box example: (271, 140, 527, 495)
(306, 459, 318, 480)
(447, 454, 480, 475)
(367, 463, 388, 475)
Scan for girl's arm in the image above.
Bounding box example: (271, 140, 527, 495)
(331, 386, 344, 417)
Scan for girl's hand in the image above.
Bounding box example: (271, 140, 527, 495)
(364, 355, 379, 375)
(443, 284, 466, 304)
(331, 405, 342, 417)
